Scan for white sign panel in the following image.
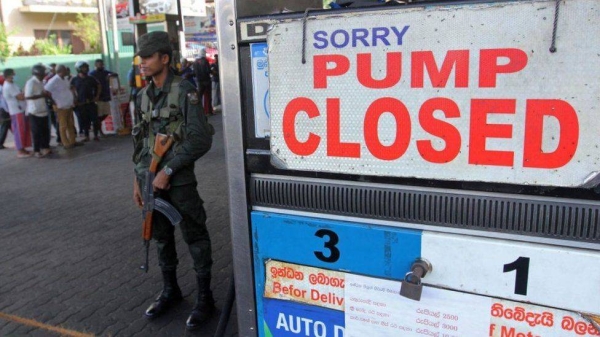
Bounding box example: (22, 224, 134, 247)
(345, 274, 490, 336)
(422, 232, 600, 315)
(181, 0, 206, 17)
(345, 273, 600, 337)
(251, 43, 271, 138)
(117, 17, 133, 31)
(139, 0, 177, 15)
(267, 0, 600, 187)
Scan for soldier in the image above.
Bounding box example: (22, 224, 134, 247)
(131, 31, 215, 330)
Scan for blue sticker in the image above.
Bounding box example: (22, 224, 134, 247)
(252, 211, 422, 336)
(251, 43, 270, 138)
(263, 298, 345, 337)
(252, 211, 422, 278)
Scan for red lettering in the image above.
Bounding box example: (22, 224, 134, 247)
(311, 289, 320, 301)
(283, 97, 321, 156)
(469, 99, 515, 166)
(314, 55, 350, 89)
(479, 48, 528, 88)
(417, 98, 461, 163)
(501, 326, 516, 337)
(357, 52, 402, 89)
(523, 99, 579, 168)
(327, 98, 360, 158)
(364, 98, 411, 160)
(411, 50, 469, 88)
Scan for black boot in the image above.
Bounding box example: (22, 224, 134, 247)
(186, 276, 215, 330)
(145, 270, 183, 319)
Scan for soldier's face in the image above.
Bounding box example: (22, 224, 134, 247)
(140, 52, 169, 78)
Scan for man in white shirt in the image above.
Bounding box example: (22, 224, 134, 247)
(45, 65, 78, 149)
(2, 68, 32, 158)
(25, 64, 52, 157)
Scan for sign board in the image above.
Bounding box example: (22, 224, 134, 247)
(265, 260, 345, 311)
(252, 211, 600, 336)
(267, 0, 600, 187)
(129, 13, 166, 24)
(139, 0, 177, 15)
(181, 0, 206, 17)
(251, 43, 271, 138)
(422, 232, 600, 316)
(240, 20, 276, 42)
(184, 6, 217, 47)
(260, 260, 600, 337)
(345, 274, 600, 337)
(117, 17, 133, 31)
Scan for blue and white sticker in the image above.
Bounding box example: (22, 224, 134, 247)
(251, 43, 270, 138)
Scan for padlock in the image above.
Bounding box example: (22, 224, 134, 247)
(399, 258, 432, 301)
(400, 272, 423, 301)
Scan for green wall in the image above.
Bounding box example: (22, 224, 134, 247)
(1, 52, 134, 91)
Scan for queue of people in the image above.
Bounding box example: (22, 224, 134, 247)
(0, 59, 117, 158)
(177, 50, 221, 117)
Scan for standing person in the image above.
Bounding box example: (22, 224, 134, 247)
(132, 31, 214, 330)
(0, 74, 11, 150)
(44, 63, 61, 145)
(24, 65, 51, 157)
(65, 67, 72, 81)
(128, 61, 142, 124)
(64, 66, 84, 137)
(89, 59, 116, 137)
(128, 61, 140, 100)
(45, 65, 78, 149)
(210, 54, 221, 111)
(194, 50, 213, 116)
(2, 69, 32, 158)
(43, 63, 57, 83)
(71, 61, 101, 141)
(180, 58, 195, 88)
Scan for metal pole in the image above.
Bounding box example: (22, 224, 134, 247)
(109, 0, 124, 131)
(98, 0, 109, 57)
(45, 12, 57, 39)
(110, 0, 120, 76)
(177, 0, 186, 62)
(213, 273, 235, 337)
(216, 0, 258, 334)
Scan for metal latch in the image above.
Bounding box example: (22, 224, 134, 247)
(400, 258, 432, 301)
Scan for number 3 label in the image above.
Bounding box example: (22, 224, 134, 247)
(314, 229, 340, 263)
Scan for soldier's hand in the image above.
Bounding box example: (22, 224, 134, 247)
(153, 170, 171, 191)
(133, 179, 143, 208)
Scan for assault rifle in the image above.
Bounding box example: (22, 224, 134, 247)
(140, 133, 183, 272)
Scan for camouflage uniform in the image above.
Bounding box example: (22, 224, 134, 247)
(133, 71, 213, 276)
(132, 30, 215, 329)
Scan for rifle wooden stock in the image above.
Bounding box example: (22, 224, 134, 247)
(142, 133, 174, 242)
(149, 133, 175, 174)
(142, 211, 153, 241)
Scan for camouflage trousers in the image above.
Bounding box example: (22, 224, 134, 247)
(141, 180, 213, 277)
